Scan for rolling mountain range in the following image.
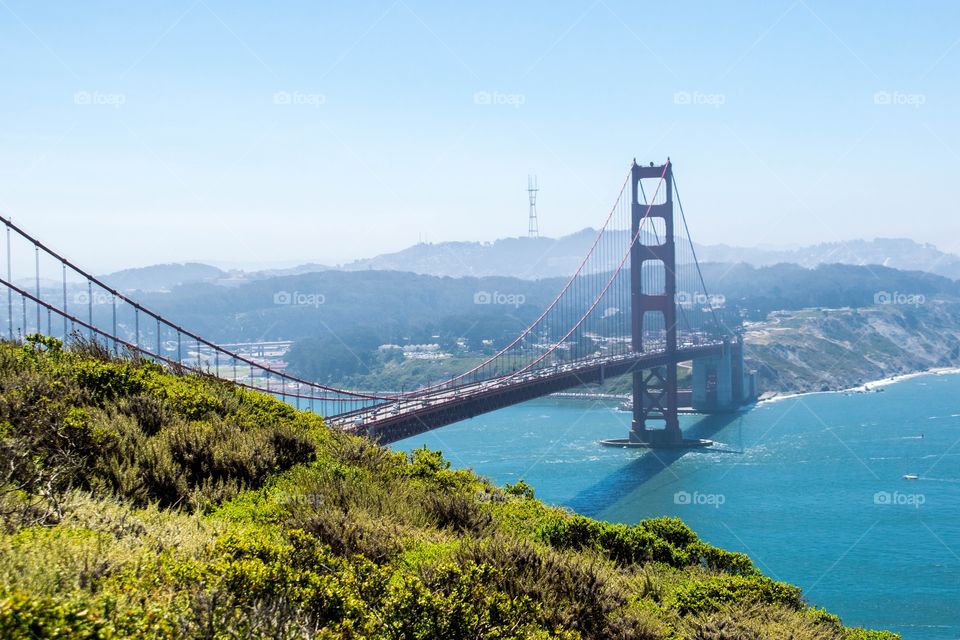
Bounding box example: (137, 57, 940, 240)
(339, 234, 960, 280)
(697, 237, 960, 280)
(100, 234, 960, 291)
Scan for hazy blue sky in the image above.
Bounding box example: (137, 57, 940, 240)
(2, 1, 958, 272)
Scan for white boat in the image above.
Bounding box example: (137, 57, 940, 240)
(903, 474, 919, 480)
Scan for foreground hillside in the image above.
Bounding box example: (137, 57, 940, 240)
(0, 336, 896, 639)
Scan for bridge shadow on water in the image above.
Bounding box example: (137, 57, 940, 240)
(566, 412, 746, 518)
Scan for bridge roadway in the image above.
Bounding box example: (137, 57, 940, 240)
(329, 342, 725, 444)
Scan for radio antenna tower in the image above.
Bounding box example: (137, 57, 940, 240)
(527, 174, 539, 238)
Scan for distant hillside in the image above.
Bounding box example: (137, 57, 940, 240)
(100, 262, 226, 292)
(246, 262, 333, 279)
(697, 238, 960, 281)
(744, 302, 960, 393)
(100, 235, 960, 291)
(341, 228, 624, 279)
(698, 262, 960, 319)
(338, 234, 960, 281)
(135, 270, 564, 346)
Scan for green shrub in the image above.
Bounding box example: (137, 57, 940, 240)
(672, 574, 805, 616)
(456, 536, 659, 639)
(0, 590, 114, 640)
(71, 359, 146, 405)
(639, 516, 699, 547)
(539, 514, 757, 576)
(381, 562, 550, 640)
(301, 507, 404, 562)
(423, 492, 494, 535)
(845, 630, 901, 640)
(540, 514, 686, 566)
(505, 479, 535, 499)
(405, 446, 479, 493)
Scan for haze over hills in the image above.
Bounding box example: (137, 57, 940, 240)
(341, 233, 960, 280)
(697, 238, 960, 280)
(100, 262, 228, 292)
(340, 229, 604, 280)
(99, 232, 960, 292)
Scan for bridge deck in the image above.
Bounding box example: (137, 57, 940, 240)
(329, 343, 724, 444)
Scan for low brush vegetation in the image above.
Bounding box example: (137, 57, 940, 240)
(0, 335, 897, 639)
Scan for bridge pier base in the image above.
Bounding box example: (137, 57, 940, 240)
(603, 421, 712, 449)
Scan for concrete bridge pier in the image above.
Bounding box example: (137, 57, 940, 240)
(629, 365, 682, 446)
(691, 338, 756, 413)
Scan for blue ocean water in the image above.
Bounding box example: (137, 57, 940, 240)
(393, 373, 960, 639)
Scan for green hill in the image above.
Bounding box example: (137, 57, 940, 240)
(0, 336, 896, 639)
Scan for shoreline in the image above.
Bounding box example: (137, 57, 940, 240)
(757, 366, 960, 406)
(544, 366, 960, 408)
(549, 391, 629, 401)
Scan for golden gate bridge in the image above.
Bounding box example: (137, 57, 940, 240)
(0, 159, 755, 448)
